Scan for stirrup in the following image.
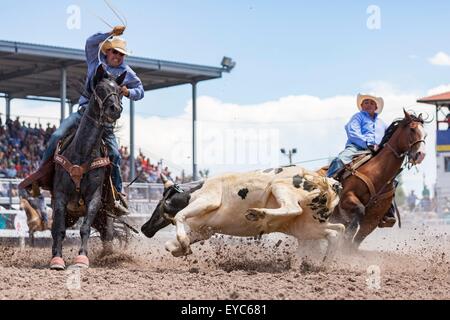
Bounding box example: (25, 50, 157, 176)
(113, 200, 129, 216)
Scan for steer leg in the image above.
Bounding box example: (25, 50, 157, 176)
(322, 223, 345, 263)
(166, 230, 213, 257)
(245, 183, 304, 221)
(174, 191, 222, 255)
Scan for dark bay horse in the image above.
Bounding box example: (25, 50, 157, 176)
(326, 110, 427, 249)
(50, 65, 126, 270)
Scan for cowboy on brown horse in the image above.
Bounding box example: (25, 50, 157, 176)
(324, 101, 426, 249)
(327, 94, 397, 226)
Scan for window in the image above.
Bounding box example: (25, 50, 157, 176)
(445, 157, 450, 172)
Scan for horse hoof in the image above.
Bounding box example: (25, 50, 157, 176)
(50, 257, 66, 270)
(72, 255, 89, 268)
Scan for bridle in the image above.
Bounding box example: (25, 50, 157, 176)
(385, 120, 425, 165)
(84, 84, 123, 128)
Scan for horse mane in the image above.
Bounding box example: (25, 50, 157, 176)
(378, 113, 424, 150)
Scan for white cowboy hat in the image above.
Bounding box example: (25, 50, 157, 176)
(357, 94, 384, 114)
(100, 36, 130, 56)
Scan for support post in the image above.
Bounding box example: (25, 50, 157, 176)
(192, 82, 198, 181)
(130, 99, 135, 181)
(60, 68, 67, 123)
(5, 95, 11, 121)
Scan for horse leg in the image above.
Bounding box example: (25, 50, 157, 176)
(352, 207, 387, 248)
(92, 211, 114, 256)
(101, 215, 115, 255)
(339, 193, 366, 251)
(50, 193, 68, 270)
(74, 188, 102, 268)
(30, 232, 35, 248)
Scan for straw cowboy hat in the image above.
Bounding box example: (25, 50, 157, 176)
(357, 94, 384, 114)
(100, 36, 130, 56)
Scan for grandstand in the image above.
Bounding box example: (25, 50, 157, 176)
(0, 39, 231, 238)
(0, 39, 232, 180)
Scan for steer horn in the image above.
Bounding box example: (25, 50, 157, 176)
(160, 173, 174, 189)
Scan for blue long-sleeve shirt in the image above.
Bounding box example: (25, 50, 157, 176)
(78, 32, 144, 107)
(345, 111, 387, 149)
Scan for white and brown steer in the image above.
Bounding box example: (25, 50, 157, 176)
(141, 166, 345, 262)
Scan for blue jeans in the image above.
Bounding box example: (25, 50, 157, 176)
(42, 112, 82, 163)
(327, 144, 367, 177)
(42, 110, 123, 192)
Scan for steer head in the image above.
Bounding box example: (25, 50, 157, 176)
(141, 174, 191, 238)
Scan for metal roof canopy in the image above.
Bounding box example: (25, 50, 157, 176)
(417, 92, 450, 106)
(0, 40, 225, 102)
(0, 39, 232, 181)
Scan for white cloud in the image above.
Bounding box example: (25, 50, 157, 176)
(427, 84, 450, 96)
(429, 52, 450, 66)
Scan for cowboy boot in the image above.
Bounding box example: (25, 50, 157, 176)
(117, 191, 129, 209)
(113, 200, 129, 216)
(113, 191, 129, 216)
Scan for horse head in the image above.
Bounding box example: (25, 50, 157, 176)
(89, 64, 127, 125)
(381, 110, 427, 165)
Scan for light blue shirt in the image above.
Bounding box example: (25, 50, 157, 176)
(345, 111, 387, 149)
(78, 32, 145, 107)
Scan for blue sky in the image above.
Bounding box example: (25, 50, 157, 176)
(1, 1, 450, 116)
(1, 1, 449, 194)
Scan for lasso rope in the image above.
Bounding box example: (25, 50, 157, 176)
(87, 0, 129, 65)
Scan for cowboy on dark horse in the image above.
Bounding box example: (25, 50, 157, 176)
(327, 94, 397, 226)
(38, 25, 144, 204)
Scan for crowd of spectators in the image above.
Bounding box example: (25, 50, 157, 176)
(0, 117, 178, 183)
(119, 147, 178, 184)
(0, 117, 56, 179)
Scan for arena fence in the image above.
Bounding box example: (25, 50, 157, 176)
(0, 178, 162, 239)
(1, 179, 449, 240)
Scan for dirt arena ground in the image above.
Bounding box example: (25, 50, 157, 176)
(0, 221, 449, 300)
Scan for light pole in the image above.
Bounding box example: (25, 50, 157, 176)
(280, 148, 297, 165)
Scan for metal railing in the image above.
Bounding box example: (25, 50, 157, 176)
(0, 178, 164, 238)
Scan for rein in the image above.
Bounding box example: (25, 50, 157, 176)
(53, 84, 122, 191)
(351, 119, 425, 207)
(84, 89, 121, 128)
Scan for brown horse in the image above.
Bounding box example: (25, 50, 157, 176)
(19, 197, 53, 246)
(324, 110, 427, 249)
